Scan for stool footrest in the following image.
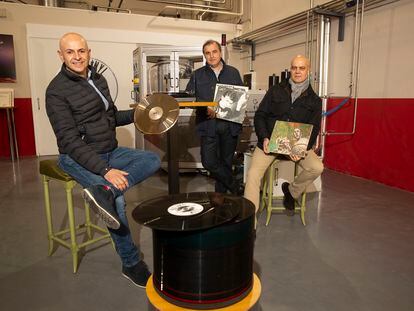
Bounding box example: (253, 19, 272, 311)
(50, 236, 72, 250)
(89, 223, 109, 234)
(78, 234, 111, 249)
(49, 227, 111, 252)
(53, 223, 106, 237)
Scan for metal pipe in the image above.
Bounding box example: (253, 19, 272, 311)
(320, 17, 330, 158)
(237, 10, 309, 40)
(313, 13, 321, 89)
(91, 5, 131, 13)
(234, 0, 398, 43)
(318, 17, 325, 97)
(306, 0, 315, 60)
(246, 17, 309, 40)
(140, 0, 227, 6)
(305, 10, 310, 57)
(251, 28, 307, 45)
(310, 0, 315, 76)
(235, 0, 345, 41)
(326, 0, 366, 136)
(350, 0, 360, 98)
(250, 0, 253, 31)
(323, 18, 330, 97)
(143, 0, 229, 11)
(238, 41, 312, 60)
(197, 8, 210, 20)
(159, 0, 243, 17)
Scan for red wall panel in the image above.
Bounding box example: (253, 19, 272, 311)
(0, 98, 36, 157)
(324, 98, 414, 192)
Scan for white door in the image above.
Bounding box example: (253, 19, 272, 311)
(28, 37, 136, 155)
(27, 37, 60, 156)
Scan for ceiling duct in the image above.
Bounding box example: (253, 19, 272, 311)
(39, 0, 64, 7)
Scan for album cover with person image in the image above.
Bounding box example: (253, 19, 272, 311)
(269, 121, 313, 158)
(213, 84, 249, 124)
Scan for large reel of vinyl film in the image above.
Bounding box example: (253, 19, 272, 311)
(132, 192, 256, 309)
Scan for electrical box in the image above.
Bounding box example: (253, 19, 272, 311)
(0, 88, 14, 108)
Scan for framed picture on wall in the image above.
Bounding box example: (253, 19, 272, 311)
(0, 34, 17, 83)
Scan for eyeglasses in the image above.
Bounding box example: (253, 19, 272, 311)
(290, 66, 307, 71)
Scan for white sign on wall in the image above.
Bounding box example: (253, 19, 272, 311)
(0, 88, 14, 108)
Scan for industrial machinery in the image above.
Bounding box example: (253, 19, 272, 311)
(133, 45, 204, 171)
(133, 45, 266, 173)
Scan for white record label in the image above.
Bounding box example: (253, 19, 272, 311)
(167, 202, 204, 217)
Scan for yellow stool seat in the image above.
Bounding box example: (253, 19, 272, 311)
(146, 274, 261, 311)
(260, 159, 307, 226)
(40, 159, 112, 273)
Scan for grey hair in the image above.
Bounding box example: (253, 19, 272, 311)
(202, 40, 222, 54)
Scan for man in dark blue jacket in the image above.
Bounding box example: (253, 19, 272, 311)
(186, 40, 243, 194)
(46, 33, 160, 288)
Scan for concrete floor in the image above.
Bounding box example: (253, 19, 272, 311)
(0, 156, 413, 311)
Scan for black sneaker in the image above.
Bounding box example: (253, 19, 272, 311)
(83, 185, 120, 229)
(122, 260, 151, 288)
(281, 182, 295, 216)
(230, 179, 244, 196)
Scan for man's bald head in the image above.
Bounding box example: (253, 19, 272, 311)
(58, 32, 90, 77)
(290, 55, 310, 83)
(59, 32, 88, 51)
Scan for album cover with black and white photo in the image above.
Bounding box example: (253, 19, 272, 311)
(213, 84, 249, 124)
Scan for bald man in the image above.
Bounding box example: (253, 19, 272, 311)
(46, 33, 160, 287)
(244, 55, 323, 217)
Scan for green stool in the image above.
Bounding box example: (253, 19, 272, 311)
(40, 159, 112, 273)
(260, 159, 307, 226)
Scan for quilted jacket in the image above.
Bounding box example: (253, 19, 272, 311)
(46, 64, 134, 176)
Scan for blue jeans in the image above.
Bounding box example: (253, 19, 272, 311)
(58, 147, 160, 267)
(200, 120, 238, 193)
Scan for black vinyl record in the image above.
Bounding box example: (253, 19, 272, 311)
(132, 192, 241, 231)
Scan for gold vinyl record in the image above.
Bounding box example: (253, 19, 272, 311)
(134, 93, 180, 134)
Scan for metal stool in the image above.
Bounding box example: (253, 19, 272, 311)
(40, 159, 112, 273)
(260, 159, 307, 226)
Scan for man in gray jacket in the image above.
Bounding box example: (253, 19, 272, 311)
(46, 32, 160, 288)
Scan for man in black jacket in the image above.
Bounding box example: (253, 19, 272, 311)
(244, 55, 324, 216)
(185, 40, 243, 194)
(46, 33, 160, 287)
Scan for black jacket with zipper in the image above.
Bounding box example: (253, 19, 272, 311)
(46, 64, 134, 176)
(254, 80, 322, 150)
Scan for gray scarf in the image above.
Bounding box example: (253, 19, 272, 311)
(289, 78, 309, 103)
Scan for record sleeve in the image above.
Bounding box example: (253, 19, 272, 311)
(213, 84, 249, 124)
(269, 120, 313, 158)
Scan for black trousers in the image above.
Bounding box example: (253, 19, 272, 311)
(200, 119, 239, 193)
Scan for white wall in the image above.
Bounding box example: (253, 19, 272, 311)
(0, 2, 238, 153)
(0, 2, 238, 98)
(236, 0, 414, 98)
(245, 0, 331, 32)
(329, 0, 414, 98)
